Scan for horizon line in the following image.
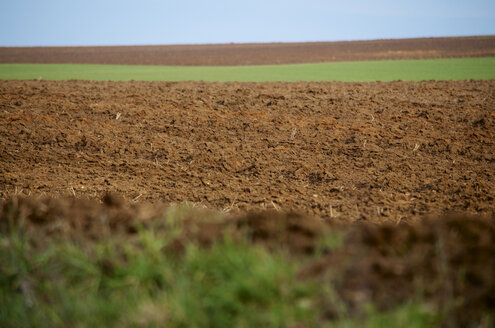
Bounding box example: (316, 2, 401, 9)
(2, 34, 494, 48)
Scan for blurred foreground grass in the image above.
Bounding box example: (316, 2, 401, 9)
(0, 205, 445, 328)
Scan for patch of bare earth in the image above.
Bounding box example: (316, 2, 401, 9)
(1, 80, 494, 223)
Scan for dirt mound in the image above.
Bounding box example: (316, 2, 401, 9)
(299, 215, 495, 324)
(1, 80, 494, 223)
(0, 194, 167, 239)
(1, 36, 495, 65)
(0, 195, 328, 254)
(172, 211, 328, 254)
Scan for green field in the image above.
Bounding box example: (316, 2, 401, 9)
(1, 57, 495, 82)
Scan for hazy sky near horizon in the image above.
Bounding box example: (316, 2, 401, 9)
(1, 0, 494, 46)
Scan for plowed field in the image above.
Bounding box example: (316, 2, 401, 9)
(2, 36, 495, 65)
(1, 79, 494, 223)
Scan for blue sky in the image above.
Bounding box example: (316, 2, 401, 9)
(1, 0, 494, 46)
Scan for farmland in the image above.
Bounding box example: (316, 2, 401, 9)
(2, 57, 495, 82)
(2, 36, 494, 65)
(1, 37, 495, 327)
(2, 79, 494, 221)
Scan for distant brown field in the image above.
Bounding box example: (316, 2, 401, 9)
(1, 36, 495, 66)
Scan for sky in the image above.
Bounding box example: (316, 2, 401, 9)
(1, 0, 494, 46)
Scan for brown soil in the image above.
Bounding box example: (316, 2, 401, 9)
(1, 80, 494, 223)
(1, 36, 495, 66)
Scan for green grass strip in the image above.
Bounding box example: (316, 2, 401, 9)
(1, 57, 494, 82)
